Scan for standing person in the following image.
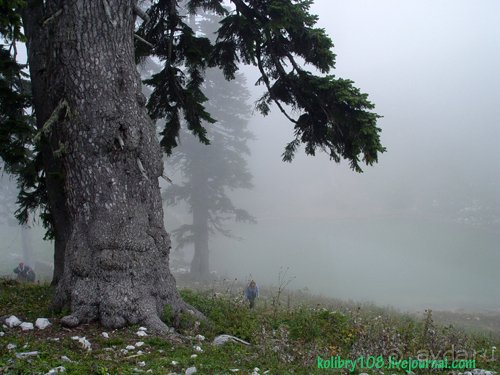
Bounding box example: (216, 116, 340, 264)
(245, 280, 259, 309)
(13, 262, 35, 282)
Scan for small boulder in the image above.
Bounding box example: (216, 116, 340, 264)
(60, 315, 79, 328)
(36, 318, 51, 330)
(20, 322, 34, 331)
(5, 315, 22, 328)
(185, 367, 197, 375)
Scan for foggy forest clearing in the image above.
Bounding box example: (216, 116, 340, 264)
(1, 278, 499, 374)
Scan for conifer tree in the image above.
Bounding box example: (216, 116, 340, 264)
(0, 0, 385, 330)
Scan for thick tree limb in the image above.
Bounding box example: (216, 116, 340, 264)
(133, 4, 150, 24)
(134, 34, 154, 48)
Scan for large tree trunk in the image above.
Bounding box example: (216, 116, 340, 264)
(22, 0, 199, 331)
(21, 0, 72, 287)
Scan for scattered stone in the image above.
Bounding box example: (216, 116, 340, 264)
(121, 349, 129, 354)
(126, 345, 136, 350)
(0, 331, 4, 336)
(5, 315, 22, 328)
(212, 334, 251, 347)
(71, 336, 91, 351)
(171, 361, 179, 365)
(20, 322, 34, 331)
(7, 343, 17, 350)
(229, 370, 239, 372)
(195, 334, 205, 341)
(15, 351, 39, 359)
(138, 327, 148, 331)
(135, 341, 145, 347)
(60, 315, 79, 328)
(185, 367, 197, 375)
(60, 356, 74, 362)
(190, 354, 197, 358)
(254, 368, 260, 372)
(137, 350, 143, 355)
(138, 361, 146, 367)
(102, 332, 109, 338)
(193, 345, 203, 352)
(132, 368, 145, 373)
(46, 366, 66, 374)
(35, 318, 51, 330)
(137, 331, 147, 337)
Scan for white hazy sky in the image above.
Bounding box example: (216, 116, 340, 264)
(204, 0, 500, 311)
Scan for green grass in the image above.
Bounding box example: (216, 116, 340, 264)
(1, 278, 499, 374)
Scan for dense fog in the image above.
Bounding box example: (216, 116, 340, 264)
(1, 0, 498, 312)
(165, 0, 500, 311)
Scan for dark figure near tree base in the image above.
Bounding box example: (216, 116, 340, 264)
(13, 263, 35, 282)
(245, 280, 259, 309)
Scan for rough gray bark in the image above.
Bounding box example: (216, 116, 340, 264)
(21, 0, 72, 287)
(22, 0, 200, 331)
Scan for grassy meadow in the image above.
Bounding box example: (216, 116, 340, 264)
(1, 277, 499, 374)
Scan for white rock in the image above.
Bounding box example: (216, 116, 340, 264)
(185, 367, 197, 375)
(229, 370, 240, 372)
(71, 336, 80, 340)
(77, 337, 91, 351)
(46, 366, 66, 374)
(138, 327, 148, 331)
(137, 350, 143, 355)
(60, 356, 74, 362)
(193, 345, 203, 352)
(212, 334, 250, 347)
(5, 315, 21, 328)
(137, 331, 148, 337)
(191, 354, 197, 358)
(7, 343, 17, 350)
(195, 334, 205, 341)
(171, 361, 178, 365)
(36, 318, 51, 330)
(138, 361, 146, 367)
(20, 322, 34, 331)
(254, 368, 260, 372)
(135, 341, 145, 347)
(15, 351, 38, 359)
(121, 349, 129, 354)
(102, 332, 109, 338)
(126, 345, 136, 350)
(0, 331, 4, 336)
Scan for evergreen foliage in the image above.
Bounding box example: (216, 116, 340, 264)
(164, 69, 256, 246)
(161, 11, 256, 278)
(139, 0, 385, 171)
(0, 1, 50, 235)
(1, 0, 385, 247)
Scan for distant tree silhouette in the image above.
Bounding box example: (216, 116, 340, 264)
(163, 64, 256, 281)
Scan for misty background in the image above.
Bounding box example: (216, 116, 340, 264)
(1, 0, 499, 311)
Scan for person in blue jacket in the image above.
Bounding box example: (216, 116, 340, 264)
(245, 280, 259, 309)
(13, 262, 35, 282)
